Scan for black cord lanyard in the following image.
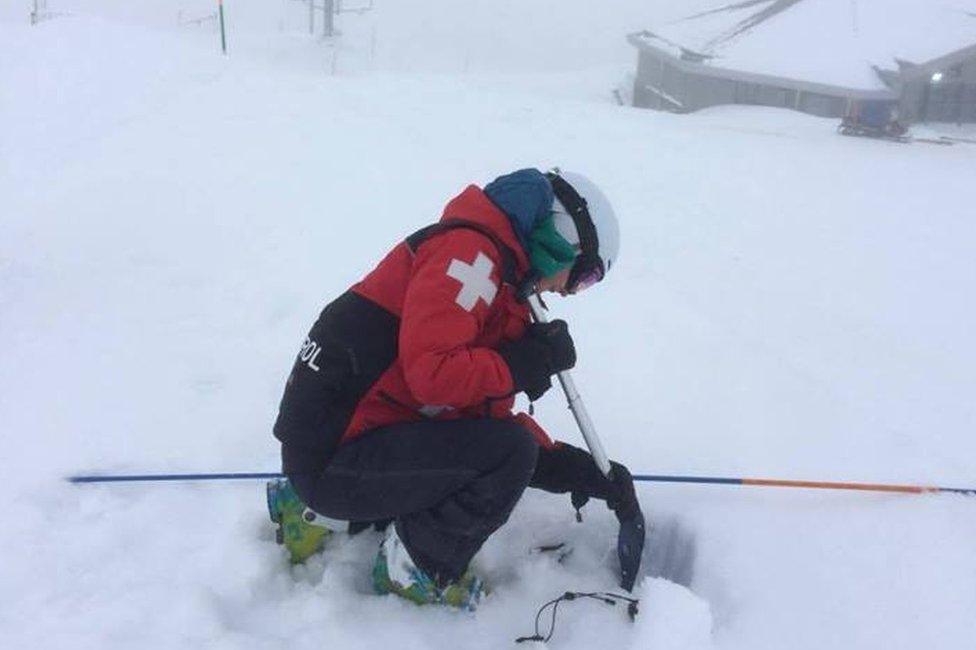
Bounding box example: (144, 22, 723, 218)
(515, 591, 640, 644)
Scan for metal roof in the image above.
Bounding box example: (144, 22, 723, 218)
(628, 32, 895, 100)
(634, 0, 976, 90)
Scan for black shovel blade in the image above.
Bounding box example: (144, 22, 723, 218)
(617, 509, 647, 592)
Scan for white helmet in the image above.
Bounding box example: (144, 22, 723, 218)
(548, 170, 620, 290)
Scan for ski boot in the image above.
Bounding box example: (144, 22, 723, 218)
(372, 526, 485, 611)
(266, 478, 331, 563)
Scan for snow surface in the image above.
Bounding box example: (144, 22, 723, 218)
(644, 0, 976, 89)
(2, 2, 976, 649)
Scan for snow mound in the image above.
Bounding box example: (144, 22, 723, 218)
(635, 579, 714, 650)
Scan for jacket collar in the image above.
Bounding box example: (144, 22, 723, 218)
(440, 185, 532, 274)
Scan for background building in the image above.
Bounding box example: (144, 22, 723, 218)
(629, 0, 976, 124)
(889, 44, 976, 123)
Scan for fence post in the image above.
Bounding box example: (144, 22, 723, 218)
(218, 0, 228, 54)
(30, 0, 44, 25)
(323, 0, 334, 37)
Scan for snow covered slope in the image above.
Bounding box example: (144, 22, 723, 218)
(2, 2, 975, 649)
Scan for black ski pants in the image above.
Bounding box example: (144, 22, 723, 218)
(286, 417, 539, 583)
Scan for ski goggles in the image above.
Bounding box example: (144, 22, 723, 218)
(546, 170, 605, 294)
(567, 258, 604, 294)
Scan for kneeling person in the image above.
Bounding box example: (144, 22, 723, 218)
(268, 168, 634, 610)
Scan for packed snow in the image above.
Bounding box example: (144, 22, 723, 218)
(2, 2, 975, 649)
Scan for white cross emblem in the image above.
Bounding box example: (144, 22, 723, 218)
(446, 252, 497, 311)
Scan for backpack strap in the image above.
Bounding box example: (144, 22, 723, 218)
(405, 219, 523, 288)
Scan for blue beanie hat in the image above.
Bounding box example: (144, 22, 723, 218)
(483, 168, 554, 250)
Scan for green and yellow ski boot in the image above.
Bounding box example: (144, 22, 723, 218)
(266, 478, 332, 563)
(372, 526, 485, 611)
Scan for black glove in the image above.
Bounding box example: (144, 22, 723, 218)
(498, 320, 576, 401)
(530, 443, 641, 522)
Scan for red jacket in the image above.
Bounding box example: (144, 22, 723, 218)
(341, 185, 553, 448)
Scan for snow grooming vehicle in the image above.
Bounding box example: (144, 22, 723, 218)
(838, 100, 909, 143)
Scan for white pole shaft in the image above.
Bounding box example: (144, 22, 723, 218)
(527, 294, 612, 477)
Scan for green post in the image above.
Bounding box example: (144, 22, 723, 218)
(218, 0, 227, 54)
